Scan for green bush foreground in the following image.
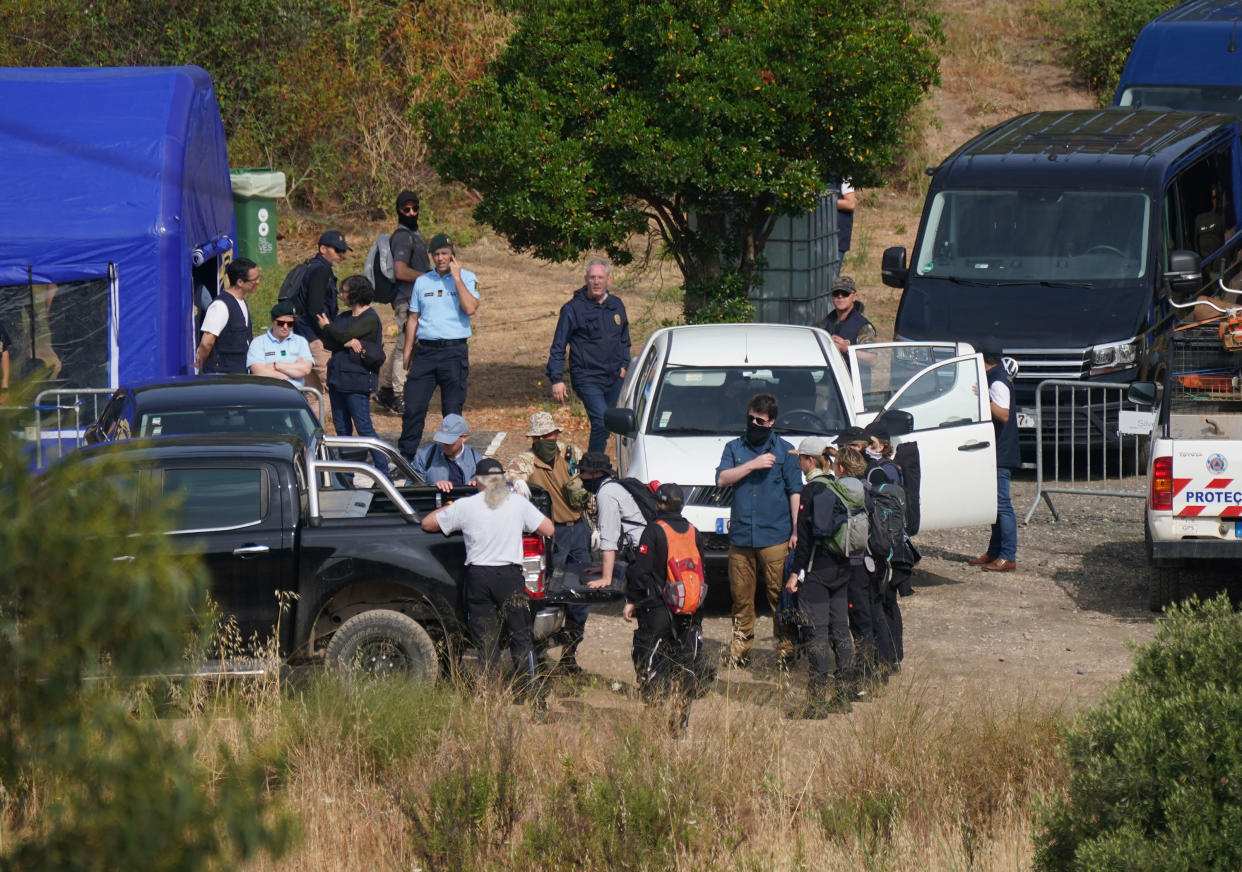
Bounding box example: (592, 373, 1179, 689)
(1036, 593, 1242, 871)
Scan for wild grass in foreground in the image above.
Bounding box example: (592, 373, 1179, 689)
(182, 669, 1068, 871)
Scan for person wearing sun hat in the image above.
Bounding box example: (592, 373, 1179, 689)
(507, 411, 591, 675)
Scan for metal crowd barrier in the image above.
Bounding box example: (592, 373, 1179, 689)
(1022, 379, 1151, 523)
(30, 388, 114, 468)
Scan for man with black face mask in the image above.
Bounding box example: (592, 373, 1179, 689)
(376, 189, 431, 415)
(715, 392, 803, 670)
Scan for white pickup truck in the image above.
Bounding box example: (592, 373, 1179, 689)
(603, 324, 999, 568)
(1132, 315, 1242, 609)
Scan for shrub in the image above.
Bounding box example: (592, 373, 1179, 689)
(1047, 0, 1178, 102)
(1035, 593, 1242, 870)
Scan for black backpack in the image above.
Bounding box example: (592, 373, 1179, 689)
(893, 442, 922, 535)
(277, 257, 313, 304)
(610, 476, 659, 522)
(867, 480, 909, 563)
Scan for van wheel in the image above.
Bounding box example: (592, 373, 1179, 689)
(1149, 561, 1181, 612)
(325, 610, 439, 683)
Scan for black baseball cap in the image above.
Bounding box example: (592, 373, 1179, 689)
(837, 426, 868, 446)
(475, 457, 504, 476)
(318, 229, 352, 252)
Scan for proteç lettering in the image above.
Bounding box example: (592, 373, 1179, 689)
(1183, 490, 1242, 503)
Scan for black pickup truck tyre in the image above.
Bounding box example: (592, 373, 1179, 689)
(325, 610, 440, 683)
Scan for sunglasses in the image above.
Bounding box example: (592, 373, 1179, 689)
(274, 319, 295, 327)
(400, 204, 418, 215)
(748, 414, 773, 426)
(831, 289, 853, 298)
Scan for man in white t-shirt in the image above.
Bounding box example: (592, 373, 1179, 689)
(197, 258, 259, 375)
(421, 457, 555, 689)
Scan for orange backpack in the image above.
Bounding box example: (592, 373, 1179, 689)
(658, 520, 706, 615)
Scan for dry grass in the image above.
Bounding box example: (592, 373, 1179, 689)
(169, 667, 1068, 871)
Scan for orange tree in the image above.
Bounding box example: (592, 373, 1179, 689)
(419, 0, 940, 321)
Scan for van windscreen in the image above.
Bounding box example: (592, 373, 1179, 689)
(1120, 85, 1242, 118)
(914, 189, 1149, 282)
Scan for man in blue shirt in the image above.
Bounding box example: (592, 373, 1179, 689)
(546, 259, 630, 452)
(716, 392, 803, 669)
(398, 233, 481, 458)
(246, 300, 314, 388)
(410, 413, 483, 492)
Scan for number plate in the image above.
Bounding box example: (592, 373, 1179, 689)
(716, 517, 730, 534)
(1016, 409, 1038, 429)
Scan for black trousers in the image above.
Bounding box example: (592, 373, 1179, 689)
(847, 560, 896, 677)
(464, 564, 535, 679)
(631, 604, 703, 699)
(399, 342, 468, 456)
(799, 560, 855, 684)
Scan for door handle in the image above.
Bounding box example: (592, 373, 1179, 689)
(958, 440, 992, 452)
(233, 544, 271, 557)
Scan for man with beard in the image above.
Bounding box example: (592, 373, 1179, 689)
(715, 392, 803, 670)
(376, 190, 430, 415)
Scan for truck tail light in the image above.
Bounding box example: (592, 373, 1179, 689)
(1150, 455, 1173, 511)
(522, 536, 547, 598)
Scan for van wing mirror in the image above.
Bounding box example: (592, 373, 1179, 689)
(881, 247, 908, 288)
(1126, 381, 1158, 408)
(1166, 249, 1202, 297)
(604, 407, 637, 437)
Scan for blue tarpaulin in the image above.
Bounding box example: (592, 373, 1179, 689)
(0, 66, 234, 386)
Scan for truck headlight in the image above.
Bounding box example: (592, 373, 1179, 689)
(1090, 339, 1139, 373)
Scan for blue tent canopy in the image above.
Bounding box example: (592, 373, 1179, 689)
(0, 66, 234, 386)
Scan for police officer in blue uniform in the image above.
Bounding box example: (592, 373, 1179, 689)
(398, 233, 481, 459)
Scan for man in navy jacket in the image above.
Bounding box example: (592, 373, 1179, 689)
(546, 259, 631, 452)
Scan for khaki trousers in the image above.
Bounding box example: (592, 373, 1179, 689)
(728, 542, 795, 662)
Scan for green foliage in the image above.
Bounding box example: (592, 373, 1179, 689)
(0, 394, 292, 870)
(516, 729, 704, 870)
(683, 270, 755, 324)
(1034, 594, 1242, 871)
(420, 0, 941, 316)
(1046, 0, 1178, 102)
(0, 0, 509, 212)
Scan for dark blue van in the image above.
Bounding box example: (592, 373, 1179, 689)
(1115, 0, 1242, 115)
(883, 109, 1242, 449)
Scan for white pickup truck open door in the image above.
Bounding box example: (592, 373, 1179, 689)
(848, 342, 997, 530)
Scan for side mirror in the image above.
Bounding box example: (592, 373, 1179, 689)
(1126, 381, 1158, 409)
(881, 247, 909, 288)
(875, 410, 914, 437)
(604, 407, 637, 437)
(1166, 249, 1202, 297)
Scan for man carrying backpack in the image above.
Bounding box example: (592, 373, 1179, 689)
(863, 421, 916, 666)
(375, 190, 430, 415)
(578, 452, 650, 587)
(290, 230, 351, 399)
(622, 483, 709, 730)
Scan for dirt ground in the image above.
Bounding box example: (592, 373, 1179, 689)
(319, 0, 1158, 713)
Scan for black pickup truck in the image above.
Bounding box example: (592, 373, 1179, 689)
(78, 431, 596, 680)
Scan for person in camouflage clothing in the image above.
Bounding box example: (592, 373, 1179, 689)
(507, 410, 591, 674)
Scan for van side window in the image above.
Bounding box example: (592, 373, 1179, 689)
(1167, 148, 1238, 288)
